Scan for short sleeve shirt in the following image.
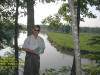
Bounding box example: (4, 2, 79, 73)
(22, 35, 45, 52)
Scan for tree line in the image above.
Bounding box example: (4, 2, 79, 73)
(40, 25, 100, 34)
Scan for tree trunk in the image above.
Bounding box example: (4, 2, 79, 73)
(77, 0, 80, 36)
(71, 0, 81, 75)
(14, 0, 19, 75)
(71, 56, 76, 75)
(68, 0, 81, 75)
(27, 0, 35, 36)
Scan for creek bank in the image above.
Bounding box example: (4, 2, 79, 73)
(48, 37, 100, 59)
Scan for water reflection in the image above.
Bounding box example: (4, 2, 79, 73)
(39, 33, 73, 71)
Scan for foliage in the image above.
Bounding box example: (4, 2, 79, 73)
(89, 35, 100, 45)
(0, 48, 24, 75)
(39, 0, 59, 3)
(0, 20, 14, 49)
(82, 64, 100, 75)
(0, 0, 26, 49)
(42, 0, 100, 28)
(41, 66, 69, 75)
(83, 54, 100, 60)
(0, 55, 15, 75)
(58, 0, 100, 24)
(41, 64, 100, 75)
(42, 14, 62, 28)
(58, 3, 72, 24)
(0, 20, 24, 49)
(0, 44, 25, 74)
(87, 0, 100, 11)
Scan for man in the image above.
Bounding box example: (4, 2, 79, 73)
(22, 25, 45, 75)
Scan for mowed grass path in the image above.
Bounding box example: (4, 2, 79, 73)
(47, 31, 100, 53)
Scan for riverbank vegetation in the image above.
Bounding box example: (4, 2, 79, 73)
(47, 31, 100, 74)
(47, 31, 100, 58)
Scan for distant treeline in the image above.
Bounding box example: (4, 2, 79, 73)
(80, 27, 100, 34)
(40, 25, 100, 34)
(22, 25, 100, 34)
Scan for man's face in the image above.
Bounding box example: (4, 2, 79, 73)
(33, 27, 40, 36)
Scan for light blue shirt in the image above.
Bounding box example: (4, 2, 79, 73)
(22, 35, 45, 53)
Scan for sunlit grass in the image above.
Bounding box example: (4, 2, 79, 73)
(47, 31, 100, 53)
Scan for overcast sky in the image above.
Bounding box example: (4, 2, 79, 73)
(18, 1, 100, 27)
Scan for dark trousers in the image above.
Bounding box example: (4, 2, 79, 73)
(24, 53, 40, 75)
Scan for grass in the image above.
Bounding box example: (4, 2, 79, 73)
(47, 31, 100, 53)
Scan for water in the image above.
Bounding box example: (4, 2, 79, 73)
(39, 33, 73, 70)
(0, 32, 96, 74)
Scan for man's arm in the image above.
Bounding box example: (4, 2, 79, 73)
(22, 48, 38, 55)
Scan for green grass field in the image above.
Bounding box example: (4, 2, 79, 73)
(47, 31, 100, 53)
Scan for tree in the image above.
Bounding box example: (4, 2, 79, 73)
(26, 0, 57, 35)
(71, 0, 80, 75)
(14, 0, 19, 75)
(68, 0, 81, 75)
(26, 0, 35, 35)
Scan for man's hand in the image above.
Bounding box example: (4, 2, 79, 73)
(22, 48, 39, 55)
(31, 50, 40, 55)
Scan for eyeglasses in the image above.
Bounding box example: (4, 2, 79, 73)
(34, 29, 40, 32)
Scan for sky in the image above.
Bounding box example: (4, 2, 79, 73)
(18, 1, 100, 27)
